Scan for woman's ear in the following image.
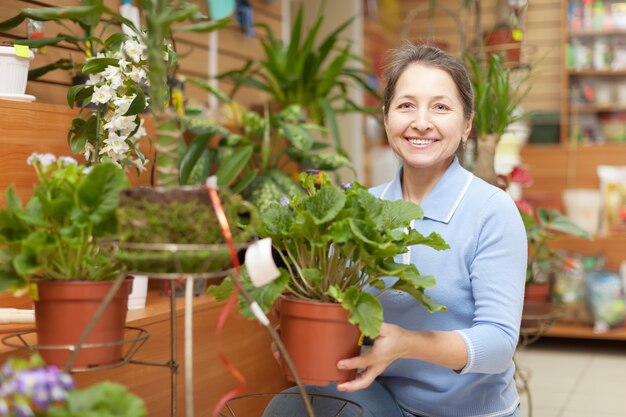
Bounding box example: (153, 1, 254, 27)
(463, 112, 474, 140)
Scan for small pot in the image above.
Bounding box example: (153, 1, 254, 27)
(34, 279, 131, 369)
(278, 297, 361, 386)
(0, 45, 34, 95)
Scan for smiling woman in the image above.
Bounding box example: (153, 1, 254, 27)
(262, 43, 527, 417)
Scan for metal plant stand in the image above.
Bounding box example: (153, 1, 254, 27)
(515, 302, 560, 417)
(116, 241, 246, 417)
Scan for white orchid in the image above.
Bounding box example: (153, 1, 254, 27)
(101, 132, 131, 161)
(112, 95, 134, 116)
(102, 65, 124, 90)
(123, 39, 147, 63)
(74, 36, 150, 170)
(92, 84, 116, 104)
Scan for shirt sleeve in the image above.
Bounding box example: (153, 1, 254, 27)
(455, 190, 528, 374)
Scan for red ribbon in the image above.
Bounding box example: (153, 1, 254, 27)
(206, 185, 246, 417)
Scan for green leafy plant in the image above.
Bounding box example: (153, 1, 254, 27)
(180, 101, 353, 211)
(210, 171, 449, 338)
(465, 52, 529, 185)
(520, 206, 591, 285)
(217, 5, 379, 151)
(0, 353, 145, 417)
(0, 154, 127, 293)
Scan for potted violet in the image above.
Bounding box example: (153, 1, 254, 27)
(0, 154, 129, 369)
(209, 170, 449, 386)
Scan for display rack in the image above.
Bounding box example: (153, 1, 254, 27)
(115, 241, 240, 417)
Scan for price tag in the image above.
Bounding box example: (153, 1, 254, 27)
(14, 44, 30, 58)
(28, 283, 39, 301)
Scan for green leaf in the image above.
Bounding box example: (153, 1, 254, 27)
(302, 268, 323, 283)
(123, 88, 146, 116)
(4, 186, 23, 212)
(67, 84, 90, 109)
(77, 163, 127, 221)
(302, 186, 345, 225)
(81, 57, 119, 75)
(259, 203, 293, 237)
(278, 121, 313, 151)
(61, 381, 145, 417)
(0, 13, 26, 31)
(216, 145, 253, 187)
(14, 36, 73, 49)
(103, 32, 127, 50)
(67, 115, 97, 154)
(230, 170, 257, 194)
(176, 17, 231, 32)
(179, 133, 212, 186)
(22, 5, 99, 22)
(333, 287, 383, 338)
(538, 208, 592, 239)
(13, 253, 40, 277)
(207, 276, 236, 302)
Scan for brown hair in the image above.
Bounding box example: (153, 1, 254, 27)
(382, 43, 473, 120)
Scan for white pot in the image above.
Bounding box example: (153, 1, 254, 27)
(0, 46, 34, 95)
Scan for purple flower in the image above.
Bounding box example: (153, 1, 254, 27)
(280, 196, 289, 206)
(305, 169, 319, 175)
(340, 182, 352, 190)
(0, 359, 73, 415)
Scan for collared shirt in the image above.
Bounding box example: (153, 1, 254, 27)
(369, 157, 528, 417)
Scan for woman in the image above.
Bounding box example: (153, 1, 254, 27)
(264, 43, 527, 417)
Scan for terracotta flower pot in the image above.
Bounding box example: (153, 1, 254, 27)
(278, 297, 361, 386)
(486, 28, 521, 65)
(524, 283, 550, 303)
(34, 279, 131, 369)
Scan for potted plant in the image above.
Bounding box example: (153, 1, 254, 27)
(465, 52, 529, 185)
(180, 100, 353, 212)
(0, 153, 129, 369)
(217, 4, 379, 156)
(0, 0, 131, 82)
(0, 353, 145, 417)
(210, 171, 449, 386)
(520, 205, 591, 301)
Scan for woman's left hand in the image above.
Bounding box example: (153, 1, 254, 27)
(336, 322, 407, 392)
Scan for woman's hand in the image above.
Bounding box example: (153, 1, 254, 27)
(336, 322, 407, 392)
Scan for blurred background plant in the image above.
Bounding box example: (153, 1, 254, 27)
(180, 96, 353, 211)
(0, 353, 145, 417)
(216, 4, 379, 159)
(499, 165, 591, 286)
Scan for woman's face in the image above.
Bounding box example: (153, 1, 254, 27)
(384, 63, 472, 171)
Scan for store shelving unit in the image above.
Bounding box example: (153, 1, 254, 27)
(520, 0, 626, 342)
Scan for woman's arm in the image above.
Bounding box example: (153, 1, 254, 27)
(336, 323, 467, 392)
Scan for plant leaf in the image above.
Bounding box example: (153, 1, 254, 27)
(216, 145, 253, 187)
(179, 132, 212, 185)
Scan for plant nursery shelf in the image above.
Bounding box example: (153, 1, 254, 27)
(543, 323, 626, 341)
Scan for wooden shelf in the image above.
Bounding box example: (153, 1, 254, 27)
(544, 322, 626, 341)
(568, 69, 626, 76)
(0, 289, 289, 415)
(569, 28, 626, 37)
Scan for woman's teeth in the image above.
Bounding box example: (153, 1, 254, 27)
(408, 138, 434, 145)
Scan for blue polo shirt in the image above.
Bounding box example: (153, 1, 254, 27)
(369, 157, 527, 417)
